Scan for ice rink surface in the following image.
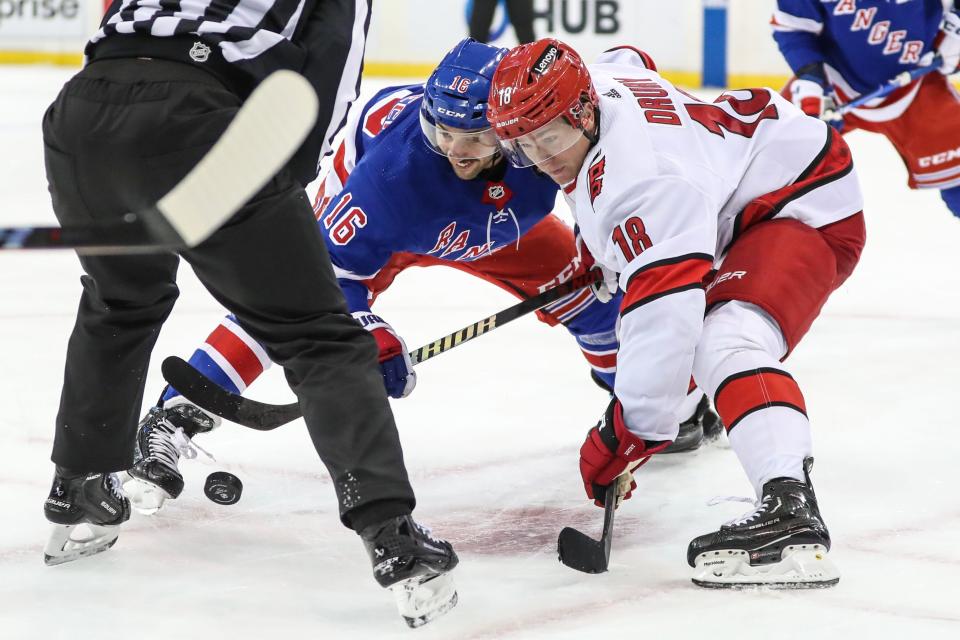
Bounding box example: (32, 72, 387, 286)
(1, 66, 958, 639)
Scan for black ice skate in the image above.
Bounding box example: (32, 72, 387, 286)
(687, 459, 839, 588)
(123, 395, 220, 514)
(360, 515, 459, 628)
(663, 395, 724, 454)
(43, 467, 131, 566)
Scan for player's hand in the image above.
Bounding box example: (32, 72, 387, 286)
(789, 63, 843, 130)
(936, 10, 960, 75)
(575, 226, 618, 303)
(579, 398, 671, 507)
(352, 311, 417, 398)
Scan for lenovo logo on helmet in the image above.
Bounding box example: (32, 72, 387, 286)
(437, 107, 467, 119)
(532, 45, 559, 75)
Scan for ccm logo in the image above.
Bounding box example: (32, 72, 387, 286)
(706, 270, 746, 292)
(437, 107, 466, 118)
(918, 145, 960, 168)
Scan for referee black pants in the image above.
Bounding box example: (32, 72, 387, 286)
(43, 58, 415, 525)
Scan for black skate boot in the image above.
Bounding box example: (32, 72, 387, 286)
(663, 395, 723, 454)
(360, 515, 459, 628)
(123, 395, 219, 514)
(687, 458, 839, 588)
(43, 467, 131, 566)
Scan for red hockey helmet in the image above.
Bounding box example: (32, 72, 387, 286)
(488, 38, 598, 167)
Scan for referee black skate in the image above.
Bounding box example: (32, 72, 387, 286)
(40, 0, 457, 626)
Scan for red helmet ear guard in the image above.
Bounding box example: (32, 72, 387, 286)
(487, 38, 598, 141)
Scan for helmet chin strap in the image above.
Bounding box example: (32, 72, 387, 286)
(582, 104, 601, 146)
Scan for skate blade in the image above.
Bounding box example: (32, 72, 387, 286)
(121, 475, 172, 515)
(44, 523, 120, 566)
(390, 571, 458, 628)
(691, 544, 840, 589)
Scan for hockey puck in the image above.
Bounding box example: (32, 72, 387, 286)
(204, 471, 243, 505)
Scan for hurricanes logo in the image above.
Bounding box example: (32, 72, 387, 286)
(189, 42, 211, 63)
(588, 154, 606, 204)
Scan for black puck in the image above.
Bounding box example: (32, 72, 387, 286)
(204, 471, 243, 505)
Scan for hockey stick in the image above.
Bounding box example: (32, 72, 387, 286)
(162, 269, 604, 430)
(0, 70, 318, 253)
(828, 56, 942, 118)
(557, 484, 617, 574)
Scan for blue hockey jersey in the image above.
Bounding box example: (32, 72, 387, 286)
(315, 84, 561, 313)
(772, 0, 950, 94)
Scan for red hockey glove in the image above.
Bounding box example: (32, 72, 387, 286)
(935, 10, 960, 75)
(352, 311, 417, 399)
(789, 63, 843, 130)
(575, 225, 618, 303)
(579, 398, 672, 507)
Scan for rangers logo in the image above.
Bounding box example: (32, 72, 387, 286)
(189, 42, 211, 63)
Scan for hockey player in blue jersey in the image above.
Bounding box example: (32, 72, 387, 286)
(122, 39, 720, 514)
(773, 0, 960, 218)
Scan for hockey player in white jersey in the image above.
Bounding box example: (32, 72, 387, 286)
(489, 40, 867, 587)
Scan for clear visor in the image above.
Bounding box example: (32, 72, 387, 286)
(420, 113, 500, 160)
(498, 113, 584, 168)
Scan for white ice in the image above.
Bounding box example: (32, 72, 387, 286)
(1, 67, 958, 640)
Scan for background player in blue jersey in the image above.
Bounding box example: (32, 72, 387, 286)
(122, 39, 719, 514)
(773, 0, 960, 218)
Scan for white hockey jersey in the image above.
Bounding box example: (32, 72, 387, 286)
(567, 47, 863, 441)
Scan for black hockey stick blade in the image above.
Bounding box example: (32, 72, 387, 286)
(161, 356, 300, 430)
(557, 484, 617, 574)
(1, 70, 318, 253)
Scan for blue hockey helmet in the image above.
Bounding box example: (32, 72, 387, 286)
(420, 38, 507, 159)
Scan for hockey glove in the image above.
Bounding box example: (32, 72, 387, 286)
(352, 311, 417, 399)
(936, 10, 960, 75)
(575, 226, 618, 303)
(579, 398, 672, 507)
(790, 63, 843, 130)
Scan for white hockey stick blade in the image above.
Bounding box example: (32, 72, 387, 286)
(157, 70, 319, 247)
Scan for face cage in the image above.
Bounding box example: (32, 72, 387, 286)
(497, 112, 586, 168)
(420, 112, 500, 160)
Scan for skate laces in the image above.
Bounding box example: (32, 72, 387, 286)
(147, 412, 214, 471)
(706, 495, 769, 527)
(414, 522, 445, 546)
(105, 473, 125, 502)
